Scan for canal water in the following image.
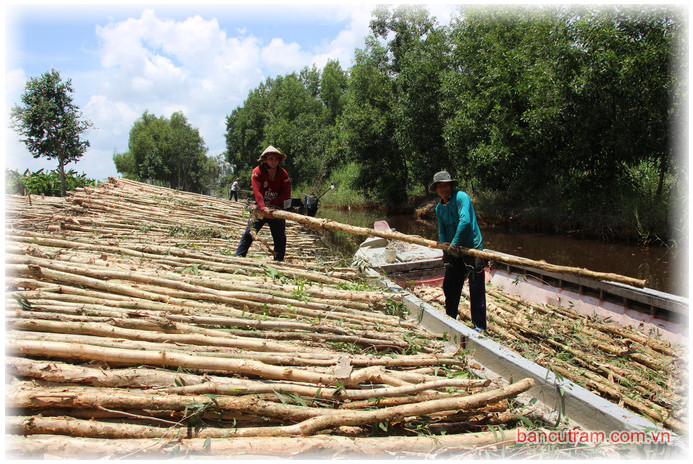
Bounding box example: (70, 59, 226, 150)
(316, 207, 688, 297)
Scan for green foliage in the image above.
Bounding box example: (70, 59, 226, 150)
(223, 5, 685, 240)
(340, 44, 407, 207)
(10, 68, 93, 196)
(394, 26, 451, 190)
(443, 5, 683, 217)
(112, 151, 138, 180)
(384, 299, 408, 319)
(337, 5, 442, 207)
(115, 111, 211, 193)
(5, 168, 99, 196)
(294, 161, 370, 208)
(444, 7, 569, 196)
(225, 63, 349, 194)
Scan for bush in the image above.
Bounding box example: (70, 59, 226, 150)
(5, 168, 99, 196)
(293, 162, 376, 210)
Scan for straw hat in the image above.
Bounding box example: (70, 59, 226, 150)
(257, 145, 287, 163)
(429, 171, 458, 192)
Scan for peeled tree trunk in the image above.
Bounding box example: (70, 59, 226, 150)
(7, 357, 482, 401)
(414, 285, 688, 434)
(8, 339, 369, 386)
(257, 208, 647, 288)
(6, 427, 528, 458)
(9, 178, 679, 458)
(8, 378, 534, 437)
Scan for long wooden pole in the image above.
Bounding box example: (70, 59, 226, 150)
(256, 208, 647, 288)
(7, 428, 528, 458)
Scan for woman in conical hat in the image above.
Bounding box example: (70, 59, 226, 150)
(236, 145, 292, 261)
(257, 145, 287, 163)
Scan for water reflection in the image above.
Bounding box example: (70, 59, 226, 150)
(316, 208, 687, 297)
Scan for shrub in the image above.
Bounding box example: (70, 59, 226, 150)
(5, 168, 99, 196)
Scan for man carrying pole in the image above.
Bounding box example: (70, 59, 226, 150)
(429, 171, 487, 332)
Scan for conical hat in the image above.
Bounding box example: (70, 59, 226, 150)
(257, 145, 287, 163)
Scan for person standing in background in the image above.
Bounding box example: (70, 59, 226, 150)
(230, 177, 240, 202)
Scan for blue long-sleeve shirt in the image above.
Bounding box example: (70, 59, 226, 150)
(436, 190, 483, 250)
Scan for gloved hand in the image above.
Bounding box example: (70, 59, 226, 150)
(447, 243, 461, 258)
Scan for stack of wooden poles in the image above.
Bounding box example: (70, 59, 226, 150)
(5, 178, 538, 459)
(414, 285, 688, 434)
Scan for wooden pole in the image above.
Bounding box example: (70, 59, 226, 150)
(6, 428, 528, 458)
(256, 208, 647, 288)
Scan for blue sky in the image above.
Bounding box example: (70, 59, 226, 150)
(4, 1, 459, 182)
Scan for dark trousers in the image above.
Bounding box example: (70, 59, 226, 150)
(236, 216, 286, 261)
(230, 191, 238, 201)
(442, 255, 487, 330)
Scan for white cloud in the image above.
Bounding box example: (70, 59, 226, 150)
(82, 7, 374, 180)
(5, 68, 27, 100)
(8, 4, 453, 182)
(311, 5, 372, 69)
(261, 38, 311, 74)
(85, 9, 276, 175)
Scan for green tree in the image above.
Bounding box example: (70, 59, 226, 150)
(442, 5, 683, 219)
(225, 66, 347, 193)
(316, 60, 349, 188)
(562, 6, 682, 208)
(320, 59, 348, 125)
(339, 5, 442, 206)
(340, 43, 406, 207)
(204, 153, 232, 197)
(10, 69, 93, 197)
(119, 111, 210, 193)
(370, 4, 438, 75)
(222, 4, 684, 235)
(112, 151, 138, 180)
(225, 82, 270, 182)
(128, 111, 170, 182)
(263, 73, 324, 185)
(168, 112, 209, 192)
(443, 7, 571, 199)
(393, 22, 450, 191)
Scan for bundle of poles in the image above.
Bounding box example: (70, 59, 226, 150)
(5, 179, 542, 459)
(250, 206, 686, 435)
(414, 285, 687, 434)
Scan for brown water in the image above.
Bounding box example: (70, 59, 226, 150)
(316, 207, 688, 297)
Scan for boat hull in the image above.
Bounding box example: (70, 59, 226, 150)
(355, 241, 688, 344)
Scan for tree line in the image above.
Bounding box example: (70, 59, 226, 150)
(226, 5, 686, 241)
(10, 5, 686, 241)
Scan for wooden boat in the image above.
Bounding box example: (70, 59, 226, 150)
(353, 221, 445, 287)
(487, 253, 688, 344)
(354, 221, 688, 344)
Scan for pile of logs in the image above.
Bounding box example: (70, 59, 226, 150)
(6, 179, 538, 459)
(414, 285, 688, 434)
